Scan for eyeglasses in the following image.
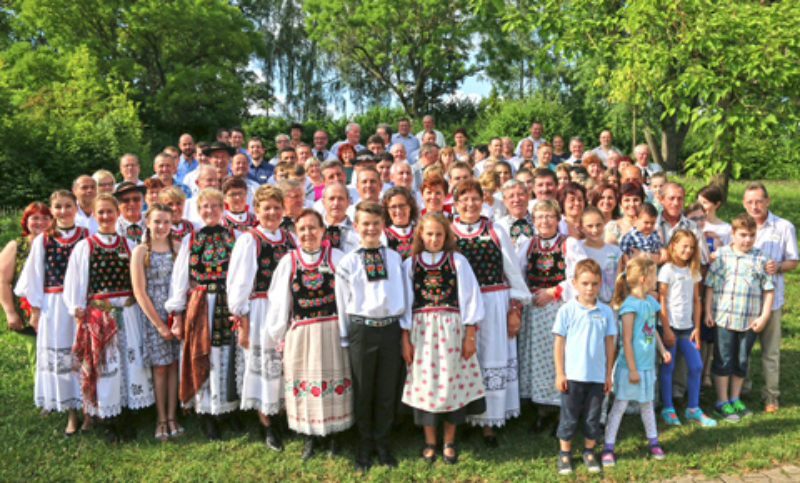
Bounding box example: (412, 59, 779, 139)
(388, 203, 409, 211)
(98, 182, 115, 188)
(689, 215, 706, 222)
(119, 196, 141, 204)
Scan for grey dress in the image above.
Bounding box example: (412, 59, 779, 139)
(138, 250, 181, 366)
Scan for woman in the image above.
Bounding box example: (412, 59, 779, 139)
(581, 153, 605, 184)
(556, 181, 586, 238)
(266, 209, 353, 460)
(305, 158, 325, 201)
(1, 202, 51, 332)
(92, 169, 116, 195)
(166, 188, 242, 441)
(537, 142, 555, 170)
(439, 146, 457, 173)
(550, 136, 568, 164)
(604, 182, 645, 245)
(337, 144, 356, 185)
(589, 182, 620, 223)
(159, 186, 193, 240)
(451, 180, 531, 446)
(420, 174, 451, 218)
(452, 127, 472, 162)
(143, 178, 164, 211)
(382, 186, 419, 260)
(14, 192, 85, 436)
(64, 193, 154, 442)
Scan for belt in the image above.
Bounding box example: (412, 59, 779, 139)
(349, 315, 399, 328)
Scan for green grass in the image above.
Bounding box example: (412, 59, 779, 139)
(2, 179, 799, 482)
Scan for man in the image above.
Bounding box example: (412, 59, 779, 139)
(606, 150, 621, 170)
(229, 127, 248, 158)
(501, 137, 515, 162)
(204, 141, 235, 187)
(475, 137, 503, 174)
(312, 130, 332, 161)
(591, 129, 621, 164)
(349, 150, 379, 188)
(742, 182, 798, 412)
(246, 137, 273, 185)
(345, 167, 382, 220)
(511, 138, 536, 170)
(269, 134, 291, 165)
(496, 179, 535, 249)
(414, 115, 445, 148)
(331, 123, 366, 156)
(621, 164, 654, 201)
(289, 122, 303, 147)
(72, 175, 98, 234)
(153, 152, 192, 198)
(231, 153, 260, 206)
(216, 127, 230, 144)
(321, 182, 359, 253)
(391, 160, 423, 208)
(314, 160, 360, 214)
(375, 124, 393, 148)
(514, 120, 545, 155)
(296, 143, 313, 164)
(657, 182, 709, 265)
(411, 142, 439, 190)
(366, 135, 386, 156)
(389, 143, 408, 164)
(113, 181, 146, 244)
(407, 130, 437, 164)
(119, 153, 142, 187)
(176, 133, 197, 184)
(565, 136, 585, 165)
(532, 168, 558, 201)
(634, 144, 663, 179)
(390, 118, 419, 155)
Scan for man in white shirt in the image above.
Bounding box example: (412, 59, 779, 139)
(72, 175, 98, 234)
(564, 136, 585, 165)
(118, 153, 143, 187)
(311, 130, 332, 161)
(514, 120, 545, 155)
(414, 115, 446, 148)
(634, 144, 663, 179)
(269, 134, 291, 165)
(321, 182, 359, 253)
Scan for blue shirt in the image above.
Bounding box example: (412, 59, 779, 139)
(175, 155, 197, 185)
(391, 133, 420, 155)
(617, 295, 661, 371)
(248, 160, 274, 185)
(330, 141, 366, 157)
(553, 299, 617, 383)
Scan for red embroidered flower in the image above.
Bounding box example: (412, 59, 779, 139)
(293, 387, 299, 396)
(299, 381, 307, 391)
(311, 386, 321, 397)
(344, 378, 351, 388)
(321, 381, 328, 391)
(335, 385, 344, 395)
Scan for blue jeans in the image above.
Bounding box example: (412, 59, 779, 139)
(712, 326, 757, 378)
(660, 328, 703, 409)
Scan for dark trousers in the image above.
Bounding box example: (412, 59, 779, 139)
(556, 381, 604, 442)
(348, 320, 402, 449)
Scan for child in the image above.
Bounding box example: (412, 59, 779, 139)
(553, 259, 617, 475)
(602, 257, 671, 466)
(159, 186, 193, 241)
(131, 203, 183, 440)
(657, 229, 716, 427)
(704, 213, 774, 422)
(649, 172, 667, 212)
(228, 185, 296, 451)
(619, 202, 666, 264)
(222, 176, 258, 231)
(401, 213, 486, 465)
(335, 201, 408, 470)
(697, 184, 732, 248)
(14, 190, 88, 436)
(579, 207, 621, 304)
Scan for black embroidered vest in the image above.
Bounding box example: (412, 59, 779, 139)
(43, 229, 87, 292)
(189, 225, 236, 346)
(88, 235, 132, 298)
(384, 226, 414, 260)
(454, 219, 506, 289)
(223, 212, 258, 232)
(290, 248, 337, 323)
(412, 253, 459, 310)
(525, 234, 567, 289)
(251, 228, 296, 295)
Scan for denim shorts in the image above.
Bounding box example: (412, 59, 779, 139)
(711, 326, 757, 377)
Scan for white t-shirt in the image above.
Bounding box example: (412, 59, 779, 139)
(581, 242, 622, 304)
(657, 263, 701, 330)
(704, 220, 732, 248)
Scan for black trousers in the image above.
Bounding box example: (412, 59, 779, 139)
(348, 320, 402, 448)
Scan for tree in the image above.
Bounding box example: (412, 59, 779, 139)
(304, 0, 479, 120)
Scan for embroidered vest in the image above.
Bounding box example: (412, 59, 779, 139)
(222, 212, 258, 232)
(12, 236, 31, 325)
(251, 228, 296, 295)
(384, 226, 414, 260)
(525, 234, 567, 289)
(279, 216, 295, 233)
(453, 219, 506, 290)
(170, 219, 193, 241)
(290, 248, 337, 323)
(44, 228, 87, 292)
(189, 225, 236, 346)
(87, 235, 132, 298)
(412, 253, 459, 310)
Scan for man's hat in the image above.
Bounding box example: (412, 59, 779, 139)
(113, 181, 146, 199)
(354, 149, 377, 164)
(203, 141, 236, 157)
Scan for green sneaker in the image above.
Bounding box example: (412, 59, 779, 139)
(731, 399, 752, 418)
(714, 402, 741, 423)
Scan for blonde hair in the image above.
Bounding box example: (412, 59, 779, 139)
(531, 198, 561, 219)
(159, 186, 186, 203)
(666, 229, 701, 278)
(611, 257, 657, 309)
(411, 213, 457, 256)
(478, 170, 499, 191)
(93, 193, 118, 212)
(196, 187, 224, 205)
(253, 184, 284, 206)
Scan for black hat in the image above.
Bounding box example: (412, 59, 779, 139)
(354, 149, 377, 164)
(203, 141, 236, 157)
(113, 181, 146, 199)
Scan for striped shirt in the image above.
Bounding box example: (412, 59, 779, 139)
(705, 245, 774, 331)
(755, 211, 798, 309)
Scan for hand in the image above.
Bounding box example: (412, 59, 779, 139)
(764, 260, 778, 275)
(171, 314, 184, 340)
(533, 289, 552, 307)
(751, 316, 768, 333)
(401, 337, 414, 365)
(276, 340, 285, 353)
(238, 329, 249, 349)
(662, 327, 675, 348)
(628, 369, 640, 384)
(555, 374, 568, 393)
(705, 314, 715, 328)
(662, 350, 672, 364)
(604, 374, 612, 394)
(6, 312, 23, 331)
(690, 328, 701, 349)
(157, 324, 174, 340)
(74, 307, 85, 320)
(462, 336, 476, 360)
(507, 309, 521, 339)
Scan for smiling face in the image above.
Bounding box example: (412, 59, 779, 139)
(50, 196, 77, 228)
(231, 154, 249, 177)
(596, 188, 617, 219)
(660, 185, 685, 219)
(197, 196, 223, 227)
(390, 163, 412, 189)
(323, 184, 348, 223)
(356, 169, 381, 202)
(73, 177, 97, 209)
(634, 212, 657, 236)
(495, 164, 512, 185)
(354, 210, 384, 248)
(255, 198, 284, 230)
(742, 187, 769, 224)
(165, 199, 184, 223)
(387, 193, 411, 227)
(420, 218, 446, 252)
(533, 208, 558, 238)
(620, 194, 642, 220)
(503, 184, 529, 219)
(94, 200, 119, 233)
(147, 209, 172, 242)
(455, 189, 482, 223)
(120, 156, 140, 182)
(422, 186, 445, 213)
(580, 211, 605, 243)
(563, 192, 585, 220)
(296, 213, 323, 251)
(533, 176, 556, 200)
(118, 191, 142, 222)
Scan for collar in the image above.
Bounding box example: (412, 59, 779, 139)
(358, 243, 385, 251)
(324, 216, 351, 229)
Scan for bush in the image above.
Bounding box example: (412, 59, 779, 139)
(472, 93, 579, 145)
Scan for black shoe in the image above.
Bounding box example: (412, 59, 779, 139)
(264, 426, 283, 452)
(202, 416, 221, 441)
(420, 443, 436, 464)
(328, 435, 341, 458)
(355, 444, 373, 472)
(375, 446, 397, 467)
(225, 412, 244, 432)
(443, 442, 458, 465)
(482, 434, 499, 448)
(301, 436, 316, 461)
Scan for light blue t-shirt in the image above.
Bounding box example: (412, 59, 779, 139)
(552, 299, 618, 383)
(616, 295, 661, 371)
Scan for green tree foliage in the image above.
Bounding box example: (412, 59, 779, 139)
(304, 0, 479, 120)
(472, 93, 578, 145)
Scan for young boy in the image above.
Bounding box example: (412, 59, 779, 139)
(619, 202, 667, 264)
(705, 213, 774, 422)
(221, 176, 258, 231)
(553, 259, 617, 475)
(649, 172, 667, 212)
(334, 201, 408, 471)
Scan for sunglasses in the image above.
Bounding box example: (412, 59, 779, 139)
(120, 196, 141, 204)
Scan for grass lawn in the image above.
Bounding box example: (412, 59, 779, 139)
(1, 179, 799, 482)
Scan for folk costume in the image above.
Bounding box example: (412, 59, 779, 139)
(222, 210, 259, 232)
(495, 213, 536, 251)
(15, 227, 88, 411)
(64, 232, 154, 418)
(227, 226, 296, 415)
(322, 217, 359, 254)
(266, 246, 354, 436)
(9, 235, 32, 329)
(401, 251, 487, 426)
(383, 225, 414, 260)
(451, 216, 531, 427)
(170, 219, 194, 242)
(116, 216, 146, 245)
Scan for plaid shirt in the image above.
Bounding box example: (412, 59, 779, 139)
(705, 245, 774, 331)
(619, 227, 663, 256)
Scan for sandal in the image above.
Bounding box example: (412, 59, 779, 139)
(443, 442, 458, 465)
(154, 421, 169, 441)
(167, 419, 185, 437)
(420, 443, 436, 464)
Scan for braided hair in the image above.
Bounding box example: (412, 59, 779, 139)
(143, 203, 176, 268)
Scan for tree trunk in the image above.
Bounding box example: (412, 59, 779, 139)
(644, 113, 690, 172)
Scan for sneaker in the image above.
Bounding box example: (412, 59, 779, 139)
(731, 400, 752, 418)
(583, 451, 601, 473)
(557, 453, 573, 475)
(649, 444, 665, 460)
(685, 408, 717, 427)
(660, 407, 681, 425)
(601, 451, 616, 467)
(713, 403, 741, 423)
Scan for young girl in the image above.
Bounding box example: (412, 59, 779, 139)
(401, 213, 486, 464)
(131, 204, 183, 441)
(619, 202, 666, 264)
(222, 176, 258, 231)
(657, 229, 716, 427)
(602, 257, 671, 466)
(159, 187, 193, 240)
(697, 184, 731, 247)
(15, 191, 87, 435)
(579, 207, 621, 305)
(228, 185, 296, 451)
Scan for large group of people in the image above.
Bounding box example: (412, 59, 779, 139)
(1, 118, 797, 475)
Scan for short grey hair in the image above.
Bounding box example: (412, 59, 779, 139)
(320, 159, 343, 173)
(322, 181, 350, 201)
(275, 133, 290, 142)
(501, 179, 527, 196)
(345, 122, 360, 133)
